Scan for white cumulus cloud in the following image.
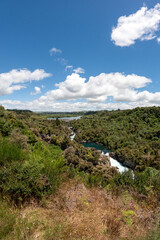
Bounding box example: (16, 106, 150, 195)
(40, 72, 151, 103)
(31, 86, 41, 95)
(157, 36, 160, 43)
(0, 99, 159, 112)
(1, 72, 160, 112)
(0, 69, 51, 96)
(111, 3, 160, 46)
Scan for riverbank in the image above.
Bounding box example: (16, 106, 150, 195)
(81, 142, 129, 173)
(69, 107, 160, 171)
(69, 128, 129, 173)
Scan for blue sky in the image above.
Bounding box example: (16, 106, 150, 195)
(0, 0, 160, 111)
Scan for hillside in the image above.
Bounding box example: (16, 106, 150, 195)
(0, 105, 160, 240)
(71, 107, 160, 171)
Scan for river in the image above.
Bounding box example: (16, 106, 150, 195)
(48, 116, 82, 121)
(70, 133, 129, 173)
(49, 116, 129, 173)
(81, 142, 129, 173)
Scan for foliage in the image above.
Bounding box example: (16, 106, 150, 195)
(0, 201, 16, 239)
(32, 142, 67, 192)
(121, 210, 137, 226)
(70, 107, 160, 170)
(108, 167, 160, 202)
(0, 160, 45, 204)
(0, 106, 159, 240)
(0, 107, 71, 204)
(9, 128, 28, 149)
(0, 139, 26, 166)
(134, 167, 160, 197)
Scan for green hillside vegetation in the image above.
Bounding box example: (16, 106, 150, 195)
(71, 107, 160, 171)
(0, 105, 159, 240)
(0, 106, 118, 204)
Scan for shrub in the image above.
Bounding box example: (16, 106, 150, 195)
(23, 129, 37, 144)
(134, 167, 160, 197)
(109, 167, 160, 200)
(0, 139, 26, 166)
(0, 120, 11, 136)
(9, 128, 28, 149)
(110, 170, 134, 188)
(50, 134, 70, 150)
(87, 174, 104, 187)
(0, 160, 46, 204)
(32, 143, 67, 192)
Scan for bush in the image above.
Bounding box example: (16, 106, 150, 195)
(134, 167, 160, 197)
(0, 160, 48, 204)
(0, 139, 68, 204)
(0, 120, 11, 136)
(50, 134, 70, 150)
(0, 161, 48, 204)
(87, 174, 104, 187)
(111, 170, 134, 187)
(0, 140, 26, 166)
(9, 128, 28, 149)
(109, 167, 160, 200)
(23, 129, 37, 144)
(32, 143, 67, 192)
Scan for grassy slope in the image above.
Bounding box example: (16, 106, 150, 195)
(1, 179, 160, 240)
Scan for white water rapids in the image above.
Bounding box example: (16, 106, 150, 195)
(70, 130, 129, 173)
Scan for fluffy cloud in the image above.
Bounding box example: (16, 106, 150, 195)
(40, 72, 151, 103)
(49, 47, 62, 55)
(157, 36, 160, 43)
(1, 71, 160, 112)
(0, 99, 159, 112)
(0, 69, 51, 96)
(31, 86, 41, 95)
(111, 3, 160, 46)
(73, 67, 85, 74)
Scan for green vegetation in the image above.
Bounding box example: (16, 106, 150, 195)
(71, 107, 160, 170)
(0, 105, 159, 239)
(36, 111, 85, 119)
(0, 201, 16, 239)
(0, 106, 69, 204)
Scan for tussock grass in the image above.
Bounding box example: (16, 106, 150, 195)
(0, 201, 16, 240)
(1, 180, 158, 240)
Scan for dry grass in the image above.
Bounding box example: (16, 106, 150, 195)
(13, 179, 159, 240)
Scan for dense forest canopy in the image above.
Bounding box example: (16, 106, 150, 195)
(70, 107, 160, 171)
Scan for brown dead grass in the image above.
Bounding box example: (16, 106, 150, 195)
(19, 179, 159, 240)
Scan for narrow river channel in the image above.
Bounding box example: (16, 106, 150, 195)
(48, 117, 129, 173)
(71, 132, 129, 173)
